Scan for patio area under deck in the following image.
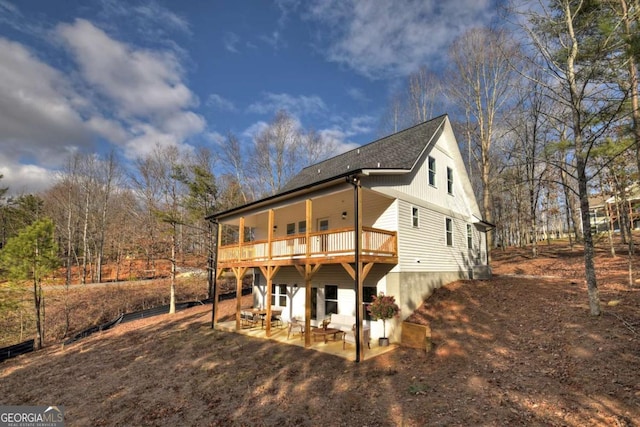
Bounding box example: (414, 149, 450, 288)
(215, 320, 398, 361)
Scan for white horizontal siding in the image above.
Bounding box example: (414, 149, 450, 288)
(371, 198, 398, 231)
(397, 199, 478, 273)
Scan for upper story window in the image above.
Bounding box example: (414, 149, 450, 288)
(447, 167, 454, 195)
(286, 223, 296, 235)
(285, 221, 307, 236)
(467, 224, 472, 249)
(412, 207, 419, 228)
(428, 156, 436, 186)
(445, 218, 453, 246)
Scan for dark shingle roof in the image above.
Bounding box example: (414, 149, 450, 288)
(279, 114, 447, 194)
(207, 115, 448, 220)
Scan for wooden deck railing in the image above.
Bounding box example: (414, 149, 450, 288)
(218, 227, 397, 263)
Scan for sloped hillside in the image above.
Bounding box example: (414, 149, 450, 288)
(1, 244, 639, 426)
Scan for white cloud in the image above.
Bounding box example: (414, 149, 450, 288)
(247, 92, 327, 116)
(98, 0, 191, 38)
(0, 154, 56, 196)
(347, 115, 376, 135)
(206, 93, 237, 112)
(0, 8, 205, 196)
(131, 1, 191, 35)
(0, 37, 92, 167)
(0, 0, 46, 37)
(206, 131, 226, 146)
(242, 121, 269, 140)
(162, 111, 206, 138)
(318, 128, 360, 154)
(85, 116, 128, 144)
(318, 115, 376, 155)
(223, 31, 240, 53)
(56, 19, 205, 160)
(57, 19, 196, 119)
(347, 87, 370, 104)
(305, 0, 496, 79)
(123, 122, 197, 160)
(259, 31, 285, 50)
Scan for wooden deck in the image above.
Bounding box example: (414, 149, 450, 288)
(217, 226, 397, 268)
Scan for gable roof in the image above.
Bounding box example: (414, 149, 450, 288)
(208, 114, 448, 220)
(279, 114, 447, 194)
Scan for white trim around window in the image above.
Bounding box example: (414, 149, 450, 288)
(445, 217, 453, 246)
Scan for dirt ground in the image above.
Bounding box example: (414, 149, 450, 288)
(1, 242, 639, 426)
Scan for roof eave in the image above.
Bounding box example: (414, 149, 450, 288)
(206, 169, 364, 221)
(472, 215, 496, 231)
(361, 168, 411, 176)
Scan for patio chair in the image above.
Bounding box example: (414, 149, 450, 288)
(343, 324, 371, 349)
(240, 310, 259, 328)
(270, 313, 283, 329)
(287, 318, 305, 340)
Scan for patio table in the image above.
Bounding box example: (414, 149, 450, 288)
(311, 327, 343, 344)
(247, 308, 282, 328)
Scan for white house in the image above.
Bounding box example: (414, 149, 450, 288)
(207, 114, 492, 356)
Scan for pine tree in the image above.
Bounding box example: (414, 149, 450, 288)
(0, 218, 59, 349)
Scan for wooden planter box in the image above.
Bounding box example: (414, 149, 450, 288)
(400, 321, 432, 352)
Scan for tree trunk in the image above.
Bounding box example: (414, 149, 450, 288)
(482, 152, 493, 261)
(618, 0, 640, 183)
(32, 244, 43, 349)
(169, 226, 176, 314)
(577, 159, 601, 315)
(81, 188, 90, 285)
(600, 181, 616, 257)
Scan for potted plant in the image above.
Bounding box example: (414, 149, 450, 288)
(367, 292, 400, 346)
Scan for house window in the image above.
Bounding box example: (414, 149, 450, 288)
(428, 156, 436, 186)
(286, 223, 296, 235)
(447, 167, 453, 195)
(311, 287, 318, 320)
(412, 207, 419, 228)
(467, 224, 472, 249)
(271, 284, 287, 307)
(363, 287, 376, 321)
(298, 220, 306, 234)
(446, 218, 453, 246)
(325, 285, 338, 316)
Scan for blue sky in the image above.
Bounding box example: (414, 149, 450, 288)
(0, 0, 502, 195)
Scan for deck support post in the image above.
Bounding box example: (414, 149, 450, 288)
(347, 175, 365, 362)
(259, 265, 280, 337)
(211, 220, 221, 329)
(234, 218, 246, 331)
(295, 263, 321, 347)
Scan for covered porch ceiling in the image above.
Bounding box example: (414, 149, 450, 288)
(219, 187, 393, 229)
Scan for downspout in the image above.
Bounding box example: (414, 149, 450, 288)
(210, 219, 220, 329)
(485, 228, 490, 266)
(347, 175, 362, 362)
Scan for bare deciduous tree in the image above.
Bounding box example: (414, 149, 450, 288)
(408, 65, 440, 125)
(445, 27, 520, 259)
(250, 110, 300, 197)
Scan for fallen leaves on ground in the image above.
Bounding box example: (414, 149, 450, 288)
(1, 242, 639, 426)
